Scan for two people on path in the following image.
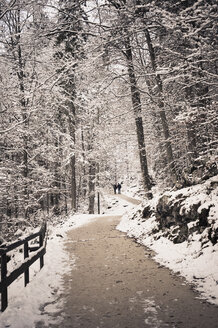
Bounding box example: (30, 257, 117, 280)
(113, 183, 122, 194)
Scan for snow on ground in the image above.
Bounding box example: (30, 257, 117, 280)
(117, 181, 218, 306)
(118, 211, 218, 305)
(1, 187, 217, 327)
(121, 183, 144, 200)
(0, 214, 97, 328)
(0, 194, 133, 328)
(101, 193, 135, 216)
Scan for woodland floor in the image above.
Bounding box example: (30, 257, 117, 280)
(36, 197, 218, 328)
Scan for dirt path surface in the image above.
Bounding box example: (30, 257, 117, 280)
(43, 215, 218, 328)
(116, 194, 141, 205)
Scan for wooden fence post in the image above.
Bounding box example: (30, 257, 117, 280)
(1, 253, 8, 312)
(24, 241, 29, 286)
(98, 192, 100, 214)
(39, 234, 44, 269)
(0, 221, 47, 312)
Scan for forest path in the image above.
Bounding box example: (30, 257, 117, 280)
(39, 214, 218, 328)
(116, 193, 142, 205)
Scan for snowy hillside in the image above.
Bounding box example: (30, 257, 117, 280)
(117, 175, 218, 305)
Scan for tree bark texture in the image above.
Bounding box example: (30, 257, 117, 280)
(124, 35, 151, 191)
(186, 121, 197, 164)
(16, 10, 29, 218)
(88, 161, 96, 214)
(69, 102, 77, 211)
(144, 28, 175, 175)
(70, 154, 77, 210)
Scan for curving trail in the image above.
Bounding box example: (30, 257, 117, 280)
(116, 193, 142, 205)
(39, 213, 218, 328)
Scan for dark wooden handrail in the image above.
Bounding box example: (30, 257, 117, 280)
(0, 221, 47, 312)
(0, 224, 46, 255)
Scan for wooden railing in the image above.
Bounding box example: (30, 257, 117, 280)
(0, 221, 47, 312)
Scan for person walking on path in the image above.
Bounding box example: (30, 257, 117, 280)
(113, 183, 117, 194)
(117, 183, 121, 194)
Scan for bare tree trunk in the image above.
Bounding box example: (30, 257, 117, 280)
(69, 104, 77, 211)
(81, 128, 87, 197)
(46, 192, 50, 214)
(62, 177, 68, 214)
(16, 9, 29, 219)
(144, 28, 176, 177)
(54, 138, 61, 215)
(70, 153, 77, 210)
(14, 183, 18, 218)
(124, 35, 151, 191)
(88, 161, 96, 214)
(186, 121, 197, 165)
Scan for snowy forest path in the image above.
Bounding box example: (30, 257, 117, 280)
(116, 193, 142, 205)
(40, 214, 218, 328)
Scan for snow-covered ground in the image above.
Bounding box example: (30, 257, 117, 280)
(0, 214, 98, 328)
(117, 178, 218, 306)
(117, 207, 218, 305)
(0, 187, 217, 327)
(0, 195, 132, 328)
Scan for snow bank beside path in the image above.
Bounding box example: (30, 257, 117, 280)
(0, 214, 96, 328)
(117, 180, 218, 306)
(118, 212, 218, 305)
(0, 193, 133, 328)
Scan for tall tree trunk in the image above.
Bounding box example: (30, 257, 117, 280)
(88, 161, 96, 214)
(81, 128, 87, 197)
(124, 35, 151, 191)
(186, 120, 197, 165)
(46, 192, 50, 214)
(70, 153, 77, 210)
(54, 138, 60, 215)
(62, 176, 68, 214)
(144, 28, 176, 178)
(69, 103, 77, 211)
(16, 9, 29, 219)
(14, 183, 18, 218)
